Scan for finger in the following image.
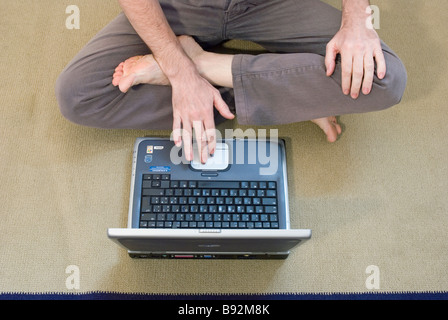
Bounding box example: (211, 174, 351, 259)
(201, 133, 211, 164)
(203, 115, 217, 156)
(182, 122, 193, 162)
(192, 120, 207, 163)
(362, 53, 375, 95)
(172, 114, 182, 147)
(213, 91, 234, 120)
(325, 42, 337, 76)
(341, 53, 353, 95)
(374, 46, 387, 79)
(350, 54, 364, 99)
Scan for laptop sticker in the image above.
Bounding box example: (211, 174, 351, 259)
(149, 166, 171, 172)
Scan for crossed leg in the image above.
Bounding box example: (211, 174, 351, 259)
(112, 36, 342, 142)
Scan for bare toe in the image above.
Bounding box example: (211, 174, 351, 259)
(311, 117, 342, 143)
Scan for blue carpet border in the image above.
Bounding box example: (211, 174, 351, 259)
(1, 291, 447, 300)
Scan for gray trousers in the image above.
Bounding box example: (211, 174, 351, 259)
(56, 0, 407, 130)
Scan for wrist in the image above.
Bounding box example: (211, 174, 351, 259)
(340, 0, 371, 29)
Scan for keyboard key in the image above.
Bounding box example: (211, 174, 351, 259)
(160, 197, 169, 204)
(198, 181, 240, 188)
(148, 221, 156, 228)
(262, 198, 277, 205)
(188, 181, 196, 188)
(266, 190, 277, 197)
(265, 206, 277, 214)
(142, 181, 152, 189)
(141, 215, 153, 223)
(160, 181, 170, 188)
(151, 180, 161, 187)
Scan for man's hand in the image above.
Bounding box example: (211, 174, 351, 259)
(170, 69, 234, 163)
(325, 0, 386, 99)
(118, 0, 234, 163)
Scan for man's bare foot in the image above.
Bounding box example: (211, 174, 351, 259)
(112, 35, 233, 92)
(311, 116, 342, 142)
(112, 55, 170, 93)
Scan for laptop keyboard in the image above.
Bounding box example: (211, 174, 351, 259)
(139, 174, 279, 229)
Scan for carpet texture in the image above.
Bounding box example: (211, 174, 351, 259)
(1, 0, 447, 297)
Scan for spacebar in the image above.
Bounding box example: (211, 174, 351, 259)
(197, 181, 240, 188)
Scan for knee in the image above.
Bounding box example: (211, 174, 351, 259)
(55, 68, 88, 126)
(55, 67, 115, 128)
(373, 53, 407, 110)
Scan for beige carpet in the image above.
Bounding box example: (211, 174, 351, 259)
(1, 0, 447, 295)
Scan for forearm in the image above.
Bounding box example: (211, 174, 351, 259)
(340, 0, 371, 28)
(118, 0, 196, 80)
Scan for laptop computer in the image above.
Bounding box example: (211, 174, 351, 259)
(107, 137, 311, 259)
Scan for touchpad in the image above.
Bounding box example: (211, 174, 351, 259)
(191, 142, 229, 171)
